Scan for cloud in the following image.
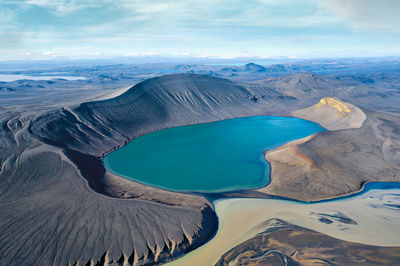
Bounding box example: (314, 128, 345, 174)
(124, 51, 160, 57)
(24, 0, 100, 14)
(322, 0, 400, 32)
(107, 0, 330, 28)
(1, 0, 400, 59)
(0, 6, 16, 23)
(0, 31, 22, 49)
(41, 50, 61, 57)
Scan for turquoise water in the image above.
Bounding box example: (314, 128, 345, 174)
(103, 116, 324, 193)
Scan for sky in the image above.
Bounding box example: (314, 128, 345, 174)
(0, 0, 400, 60)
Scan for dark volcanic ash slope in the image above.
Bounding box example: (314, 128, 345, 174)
(0, 112, 216, 266)
(30, 74, 290, 156)
(29, 74, 292, 197)
(1, 74, 291, 266)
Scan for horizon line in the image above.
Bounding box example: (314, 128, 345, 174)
(1, 54, 400, 64)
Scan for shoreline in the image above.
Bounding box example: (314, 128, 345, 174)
(257, 132, 383, 203)
(101, 115, 322, 195)
(99, 111, 392, 204)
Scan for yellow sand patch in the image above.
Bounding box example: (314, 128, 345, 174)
(316, 97, 351, 117)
